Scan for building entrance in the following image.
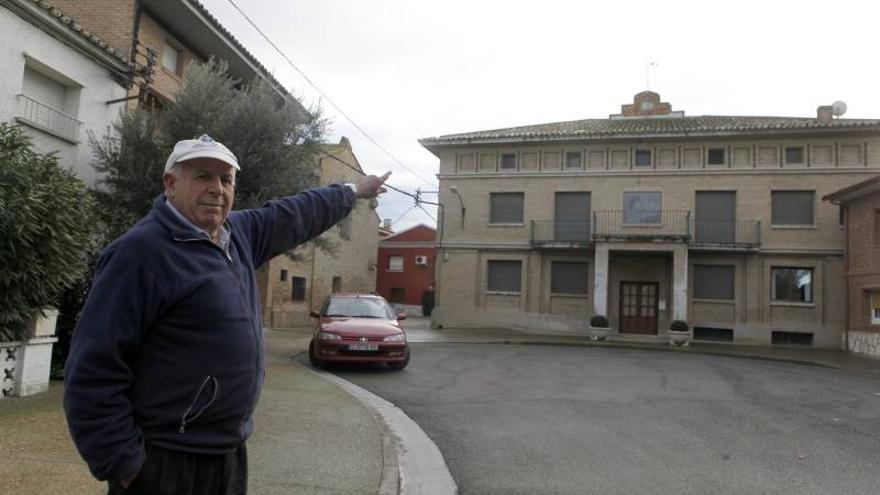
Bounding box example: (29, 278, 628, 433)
(619, 282, 659, 334)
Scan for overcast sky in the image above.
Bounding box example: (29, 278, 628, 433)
(200, 0, 880, 232)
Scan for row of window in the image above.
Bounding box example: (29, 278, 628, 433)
(466, 142, 863, 173)
(489, 190, 818, 226)
(485, 260, 814, 304)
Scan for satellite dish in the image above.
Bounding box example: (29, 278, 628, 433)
(831, 101, 847, 117)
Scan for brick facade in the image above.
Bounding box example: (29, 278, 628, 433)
(825, 177, 880, 357)
(49, 0, 136, 55)
(376, 225, 437, 311)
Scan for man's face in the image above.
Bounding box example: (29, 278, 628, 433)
(163, 159, 236, 239)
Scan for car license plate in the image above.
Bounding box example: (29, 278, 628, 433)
(348, 343, 378, 351)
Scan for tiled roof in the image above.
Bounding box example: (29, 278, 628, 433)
(420, 115, 880, 145)
(27, 0, 130, 65)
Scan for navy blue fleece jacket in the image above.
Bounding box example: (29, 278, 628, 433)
(63, 185, 355, 482)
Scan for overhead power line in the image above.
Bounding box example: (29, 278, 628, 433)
(225, 0, 435, 188)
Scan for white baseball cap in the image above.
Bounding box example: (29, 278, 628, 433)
(164, 134, 240, 172)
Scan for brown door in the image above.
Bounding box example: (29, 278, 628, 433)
(619, 282, 659, 334)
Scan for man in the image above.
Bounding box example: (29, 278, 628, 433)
(64, 135, 389, 494)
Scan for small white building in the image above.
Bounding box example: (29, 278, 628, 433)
(0, 0, 129, 185)
(0, 0, 130, 398)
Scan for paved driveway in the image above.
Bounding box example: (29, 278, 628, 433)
(330, 343, 880, 495)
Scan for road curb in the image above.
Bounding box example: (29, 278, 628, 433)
(299, 359, 458, 495)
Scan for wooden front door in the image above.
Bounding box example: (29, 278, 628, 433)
(619, 282, 659, 334)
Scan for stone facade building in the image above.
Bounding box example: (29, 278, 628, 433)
(421, 91, 880, 348)
(259, 138, 381, 328)
(824, 176, 880, 356)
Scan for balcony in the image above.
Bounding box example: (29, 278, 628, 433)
(593, 210, 691, 242)
(16, 94, 82, 143)
(531, 220, 592, 247)
(689, 220, 761, 249)
(530, 213, 762, 249)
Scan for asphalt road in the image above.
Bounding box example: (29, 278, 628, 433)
(324, 343, 880, 495)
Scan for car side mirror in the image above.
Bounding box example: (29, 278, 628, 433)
(310, 311, 320, 318)
(396, 312, 407, 320)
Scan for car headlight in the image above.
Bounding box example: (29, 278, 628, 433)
(383, 333, 406, 342)
(318, 331, 341, 341)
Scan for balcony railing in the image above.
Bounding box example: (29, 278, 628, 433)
(689, 219, 761, 247)
(530, 213, 763, 249)
(16, 94, 82, 143)
(531, 220, 592, 245)
(593, 210, 691, 241)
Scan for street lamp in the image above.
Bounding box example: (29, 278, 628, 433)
(449, 186, 465, 229)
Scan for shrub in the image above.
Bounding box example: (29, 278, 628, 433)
(669, 320, 689, 332)
(590, 315, 609, 328)
(0, 124, 97, 341)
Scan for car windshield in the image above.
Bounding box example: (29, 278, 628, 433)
(324, 297, 392, 319)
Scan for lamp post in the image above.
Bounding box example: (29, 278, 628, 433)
(449, 186, 465, 229)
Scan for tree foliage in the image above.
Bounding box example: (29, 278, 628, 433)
(0, 124, 97, 341)
(91, 59, 327, 229)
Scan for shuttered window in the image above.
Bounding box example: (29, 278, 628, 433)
(693, 265, 735, 300)
(487, 260, 522, 292)
(490, 192, 524, 224)
(771, 191, 814, 226)
(551, 262, 588, 294)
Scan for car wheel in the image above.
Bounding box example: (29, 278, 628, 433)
(309, 339, 324, 369)
(386, 349, 410, 371)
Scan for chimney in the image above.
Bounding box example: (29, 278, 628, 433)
(817, 105, 833, 124)
(383, 218, 391, 230)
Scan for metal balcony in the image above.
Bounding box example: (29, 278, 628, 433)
(592, 210, 691, 242)
(16, 94, 82, 143)
(530, 214, 763, 249)
(689, 219, 762, 249)
(530, 220, 592, 247)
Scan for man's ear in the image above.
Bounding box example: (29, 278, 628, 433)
(163, 172, 177, 198)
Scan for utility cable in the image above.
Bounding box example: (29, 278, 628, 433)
(225, 0, 435, 188)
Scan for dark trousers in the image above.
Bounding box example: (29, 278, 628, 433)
(108, 443, 248, 495)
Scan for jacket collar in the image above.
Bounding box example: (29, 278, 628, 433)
(152, 194, 230, 244)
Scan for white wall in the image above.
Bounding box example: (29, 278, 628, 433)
(0, 7, 127, 185)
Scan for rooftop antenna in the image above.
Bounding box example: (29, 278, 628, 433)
(645, 61, 658, 89)
(831, 100, 847, 119)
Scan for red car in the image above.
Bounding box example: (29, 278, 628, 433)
(308, 293, 410, 370)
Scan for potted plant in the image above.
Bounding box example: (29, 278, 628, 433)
(0, 124, 96, 396)
(589, 314, 610, 341)
(668, 319, 690, 347)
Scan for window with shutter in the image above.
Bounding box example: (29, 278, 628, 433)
(771, 191, 814, 226)
(489, 193, 524, 224)
(693, 265, 734, 300)
(487, 260, 522, 292)
(550, 262, 588, 294)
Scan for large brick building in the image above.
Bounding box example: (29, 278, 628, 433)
(421, 91, 880, 348)
(824, 176, 880, 357)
